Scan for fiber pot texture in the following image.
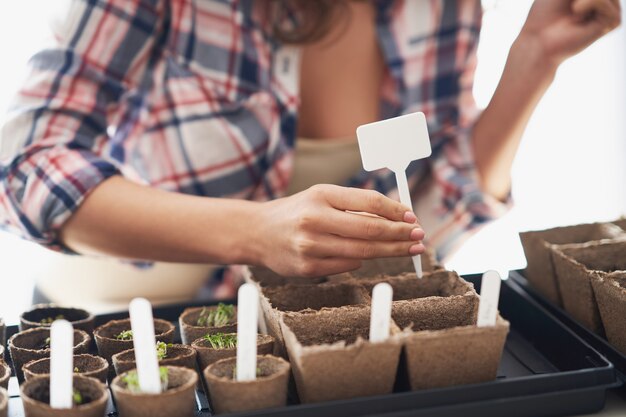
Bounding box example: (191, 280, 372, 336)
(519, 222, 624, 306)
(0, 387, 7, 417)
(261, 282, 371, 358)
(204, 355, 290, 414)
(94, 318, 175, 363)
(393, 301, 510, 390)
(591, 272, 626, 355)
(113, 344, 197, 376)
(0, 361, 9, 390)
(193, 333, 274, 372)
(111, 366, 198, 417)
(23, 354, 109, 383)
(20, 305, 95, 334)
(21, 375, 108, 417)
(179, 306, 237, 345)
(280, 306, 403, 403)
(349, 250, 441, 279)
(9, 328, 90, 384)
(551, 240, 626, 335)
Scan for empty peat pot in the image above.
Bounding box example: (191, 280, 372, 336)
(23, 354, 109, 383)
(20, 305, 95, 334)
(280, 305, 403, 403)
(0, 387, 7, 417)
(204, 355, 290, 414)
(551, 239, 626, 335)
(94, 318, 175, 363)
(179, 305, 237, 345)
(0, 361, 9, 390)
(9, 327, 90, 384)
(111, 365, 198, 417)
(192, 333, 274, 372)
(260, 281, 371, 358)
(20, 375, 108, 417)
(591, 272, 626, 355)
(519, 222, 624, 306)
(112, 344, 197, 376)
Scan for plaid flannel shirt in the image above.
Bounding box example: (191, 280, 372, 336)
(0, 0, 509, 261)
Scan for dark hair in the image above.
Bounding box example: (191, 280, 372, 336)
(262, 0, 351, 44)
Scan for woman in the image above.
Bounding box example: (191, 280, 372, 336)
(0, 0, 620, 301)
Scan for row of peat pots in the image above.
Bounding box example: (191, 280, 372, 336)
(0, 252, 513, 416)
(519, 217, 626, 363)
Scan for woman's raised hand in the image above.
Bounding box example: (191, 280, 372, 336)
(254, 184, 425, 277)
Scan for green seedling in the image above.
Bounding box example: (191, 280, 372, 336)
(156, 341, 173, 360)
(122, 366, 169, 393)
(38, 337, 51, 350)
(74, 367, 80, 373)
(196, 303, 235, 327)
(40, 314, 65, 325)
(73, 389, 83, 405)
(115, 330, 133, 341)
(204, 333, 237, 350)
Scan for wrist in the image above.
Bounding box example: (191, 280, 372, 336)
(509, 33, 559, 86)
(229, 199, 266, 267)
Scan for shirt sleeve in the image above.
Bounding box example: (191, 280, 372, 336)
(0, 0, 165, 250)
(411, 0, 512, 261)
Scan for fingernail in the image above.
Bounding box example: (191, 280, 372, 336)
(409, 243, 424, 255)
(403, 211, 417, 223)
(410, 228, 424, 241)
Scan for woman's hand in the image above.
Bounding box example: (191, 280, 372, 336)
(520, 0, 621, 67)
(253, 184, 425, 277)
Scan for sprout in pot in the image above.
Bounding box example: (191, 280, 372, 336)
(20, 305, 95, 335)
(179, 303, 237, 344)
(23, 354, 109, 384)
(192, 333, 274, 372)
(112, 342, 197, 376)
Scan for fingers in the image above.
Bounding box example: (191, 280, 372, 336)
(316, 208, 425, 241)
(308, 184, 416, 223)
(572, 0, 621, 31)
(296, 233, 425, 259)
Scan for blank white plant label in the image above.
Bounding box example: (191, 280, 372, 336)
(369, 283, 393, 343)
(477, 270, 501, 327)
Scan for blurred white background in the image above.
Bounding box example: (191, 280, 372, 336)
(0, 0, 625, 323)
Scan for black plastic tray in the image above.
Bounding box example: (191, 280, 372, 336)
(510, 270, 626, 384)
(3, 274, 619, 417)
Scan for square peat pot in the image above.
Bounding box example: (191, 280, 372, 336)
(279, 306, 403, 404)
(347, 249, 440, 279)
(551, 239, 626, 335)
(259, 282, 371, 358)
(591, 272, 626, 356)
(395, 313, 509, 390)
(519, 222, 625, 307)
(366, 270, 480, 331)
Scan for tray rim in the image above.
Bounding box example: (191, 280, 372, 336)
(509, 269, 626, 383)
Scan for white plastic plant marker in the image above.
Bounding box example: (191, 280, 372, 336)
(237, 283, 259, 381)
(50, 320, 73, 409)
(357, 112, 432, 278)
(477, 270, 502, 327)
(129, 298, 162, 394)
(369, 283, 393, 343)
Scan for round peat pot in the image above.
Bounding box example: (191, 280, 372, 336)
(192, 333, 274, 372)
(23, 354, 109, 383)
(9, 328, 90, 384)
(94, 318, 175, 364)
(0, 387, 7, 417)
(0, 346, 4, 362)
(112, 344, 197, 376)
(21, 375, 108, 417)
(179, 306, 237, 345)
(111, 366, 198, 417)
(20, 305, 95, 334)
(204, 355, 290, 414)
(0, 361, 10, 390)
